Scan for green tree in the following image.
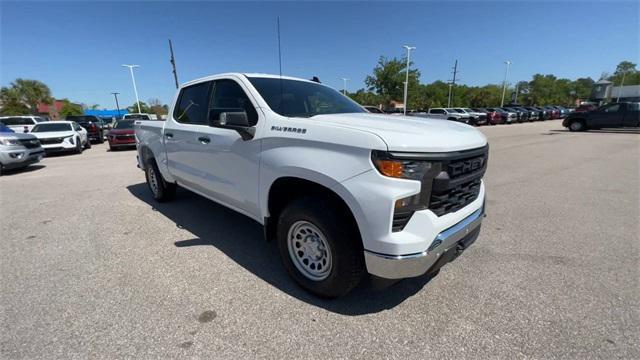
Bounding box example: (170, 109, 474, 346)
(59, 100, 83, 118)
(0, 87, 30, 115)
(365, 56, 420, 107)
(348, 89, 382, 106)
(608, 60, 640, 86)
(0, 78, 53, 114)
(128, 101, 150, 113)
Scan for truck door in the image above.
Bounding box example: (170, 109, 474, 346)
(591, 103, 623, 128)
(622, 103, 640, 127)
(164, 78, 262, 219)
(163, 80, 215, 192)
(193, 78, 263, 219)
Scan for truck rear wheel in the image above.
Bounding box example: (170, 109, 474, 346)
(145, 159, 176, 202)
(277, 196, 364, 298)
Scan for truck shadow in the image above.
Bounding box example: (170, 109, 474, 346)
(127, 183, 435, 316)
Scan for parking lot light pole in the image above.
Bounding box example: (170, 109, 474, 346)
(341, 78, 349, 95)
(501, 60, 512, 107)
(111, 92, 121, 118)
(403, 45, 416, 115)
(122, 64, 141, 113)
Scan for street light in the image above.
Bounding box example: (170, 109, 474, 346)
(402, 45, 416, 115)
(111, 92, 121, 118)
(341, 78, 349, 95)
(500, 60, 512, 107)
(122, 64, 141, 113)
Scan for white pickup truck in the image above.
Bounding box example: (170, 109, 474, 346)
(135, 73, 488, 297)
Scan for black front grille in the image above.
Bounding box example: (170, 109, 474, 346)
(19, 139, 41, 149)
(115, 134, 134, 140)
(428, 146, 488, 217)
(429, 178, 482, 216)
(39, 137, 64, 145)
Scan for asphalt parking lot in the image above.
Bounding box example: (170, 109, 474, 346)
(1, 120, 638, 359)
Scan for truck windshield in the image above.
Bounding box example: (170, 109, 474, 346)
(248, 77, 365, 118)
(32, 123, 72, 132)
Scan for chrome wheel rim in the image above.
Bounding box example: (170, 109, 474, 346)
(287, 221, 332, 281)
(148, 167, 159, 196)
(570, 122, 581, 131)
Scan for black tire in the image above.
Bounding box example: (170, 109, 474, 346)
(276, 196, 365, 298)
(109, 145, 115, 151)
(75, 138, 83, 154)
(98, 131, 105, 143)
(85, 139, 92, 149)
(0, 163, 4, 176)
(568, 120, 586, 132)
(145, 158, 176, 202)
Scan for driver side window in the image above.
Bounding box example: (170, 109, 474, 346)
(209, 79, 258, 126)
(603, 104, 621, 113)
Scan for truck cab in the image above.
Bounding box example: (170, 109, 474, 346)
(135, 73, 488, 297)
(563, 102, 640, 131)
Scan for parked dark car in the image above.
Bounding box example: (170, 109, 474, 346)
(551, 106, 571, 118)
(542, 106, 560, 119)
(524, 106, 547, 120)
(511, 106, 538, 121)
(486, 108, 516, 124)
(66, 115, 105, 143)
(107, 120, 136, 150)
(502, 107, 529, 122)
(562, 102, 639, 131)
(471, 108, 503, 125)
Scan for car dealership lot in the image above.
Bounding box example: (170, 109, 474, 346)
(1, 121, 638, 358)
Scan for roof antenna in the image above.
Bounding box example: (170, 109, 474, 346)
(277, 17, 284, 114)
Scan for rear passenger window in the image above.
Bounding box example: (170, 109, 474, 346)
(209, 79, 258, 126)
(174, 81, 211, 124)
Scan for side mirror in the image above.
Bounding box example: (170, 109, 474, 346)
(215, 111, 255, 140)
(219, 111, 249, 127)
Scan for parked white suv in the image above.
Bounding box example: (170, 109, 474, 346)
(31, 121, 90, 154)
(0, 116, 48, 133)
(135, 73, 487, 297)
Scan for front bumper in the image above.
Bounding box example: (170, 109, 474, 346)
(364, 205, 483, 279)
(0, 148, 44, 169)
(42, 141, 76, 153)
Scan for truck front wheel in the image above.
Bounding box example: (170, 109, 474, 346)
(145, 159, 176, 202)
(277, 196, 364, 298)
(568, 120, 586, 132)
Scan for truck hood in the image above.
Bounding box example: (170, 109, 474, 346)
(310, 113, 487, 152)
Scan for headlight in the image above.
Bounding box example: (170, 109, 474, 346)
(371, 150, 433, 180)
(0, 138, 21, 146)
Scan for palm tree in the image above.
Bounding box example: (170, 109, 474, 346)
(0, 78, 53, 115)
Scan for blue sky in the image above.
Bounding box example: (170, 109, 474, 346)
(1, 1, 638, 108)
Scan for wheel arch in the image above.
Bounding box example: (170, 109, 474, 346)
(264, 176, 362, 245)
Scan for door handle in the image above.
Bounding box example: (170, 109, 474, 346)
(198, 136, 211, 144)
(165, 133, 173, 139)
